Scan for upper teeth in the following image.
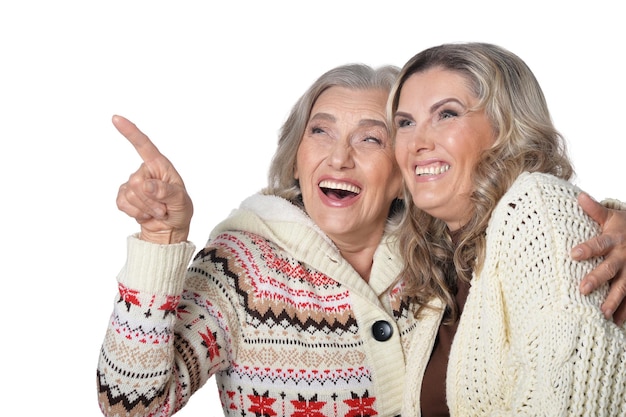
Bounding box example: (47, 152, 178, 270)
(415, 164, 450, 176)
(319, 180, 361, 194)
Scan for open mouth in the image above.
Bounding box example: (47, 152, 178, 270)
(319, 179, 361, 199)
(415, 163, 450, 176)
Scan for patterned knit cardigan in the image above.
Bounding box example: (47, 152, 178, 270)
(402, 172, 626, 416)
(97, 194, 418, 417)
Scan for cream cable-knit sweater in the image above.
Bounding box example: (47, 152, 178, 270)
(98, 194, 418, 417)
(402, 172, 626, 416)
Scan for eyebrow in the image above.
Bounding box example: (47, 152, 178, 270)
(393, 111, 412, 120)
(429, 97, 463, 113)
(394, 98, 464, 119)
(309, 112, 387, 128)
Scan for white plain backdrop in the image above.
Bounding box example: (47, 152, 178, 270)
(1, 1, 624, 415)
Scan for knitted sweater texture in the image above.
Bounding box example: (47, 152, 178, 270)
(403, 172, 626, 416)
(97, 194, 418, 417)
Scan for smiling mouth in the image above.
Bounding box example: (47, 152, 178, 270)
(415, 164, 450, 176)
(319, 180, 361, 199)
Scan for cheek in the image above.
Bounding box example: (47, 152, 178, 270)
(294, 146, 308, 180)
(464, 137, 490, 167)
(376, 161, 404, 197)
(388, 174, 404, 200)
(394, 145, 406, 167)
(394, 151, 412, 180)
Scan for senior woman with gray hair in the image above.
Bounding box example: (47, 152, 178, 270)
(97, 64, 415, 417)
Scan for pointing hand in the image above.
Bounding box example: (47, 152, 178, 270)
(113, 115, 193, 244)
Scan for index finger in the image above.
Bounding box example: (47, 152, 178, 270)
(112, 114, 163, 164)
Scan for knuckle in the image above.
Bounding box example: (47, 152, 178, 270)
(594, 235, 613, 254)
(584, 273, 600, 289)
(601, 259, 620, 281)
(610, 273, 626, 294)
(116, 192, 127, 210)
(588, 260, 618, 286)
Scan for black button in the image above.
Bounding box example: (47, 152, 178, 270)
(372, 320, 393, 341)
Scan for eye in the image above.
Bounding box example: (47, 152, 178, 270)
(394, 117, 414, 129)
(355, 126, 389, 147)
(363, 136, 383, 144)
(307, 124, 332, 138)
(438, 109, 458, 120)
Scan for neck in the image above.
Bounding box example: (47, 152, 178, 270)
(340, 248, 375, 282)
(331, 228, 384, 282)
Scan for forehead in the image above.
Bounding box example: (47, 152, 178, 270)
(312, 86, 388, 120)
(400, 67, 474, 103)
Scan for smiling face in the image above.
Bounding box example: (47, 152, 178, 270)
(294, 86, 402, 247)
(394, 67, 495, 230)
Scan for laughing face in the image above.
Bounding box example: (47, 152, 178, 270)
(294, 86, 402, 248)
(394, 67, 495, 231)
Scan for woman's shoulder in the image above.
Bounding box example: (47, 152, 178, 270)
(204, 229, 269, 255)
(489, 171, 595, 240)
(497, 172, 580, 214)
(509, 171, 579, 195)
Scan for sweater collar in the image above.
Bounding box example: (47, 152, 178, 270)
(208, 193, 402, 298)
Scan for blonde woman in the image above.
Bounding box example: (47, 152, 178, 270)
(391, 42, 626, 416)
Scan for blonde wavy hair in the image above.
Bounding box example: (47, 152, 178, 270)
(388, 42, 574, 323)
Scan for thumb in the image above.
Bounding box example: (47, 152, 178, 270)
(578, 192, 607, 226)
(143, 179, 157, 196)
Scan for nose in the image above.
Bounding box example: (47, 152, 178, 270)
(404, 123, 433, 154)
(327, 139, 355, 169)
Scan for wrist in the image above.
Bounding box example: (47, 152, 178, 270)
(139, 228, 189, 244)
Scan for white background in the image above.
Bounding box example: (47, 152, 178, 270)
(1, 1, 623, 415)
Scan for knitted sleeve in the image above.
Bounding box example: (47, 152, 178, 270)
(601, 198, 626, 211)
(96, 234, 240, 417)
(446, 172, 626, 416)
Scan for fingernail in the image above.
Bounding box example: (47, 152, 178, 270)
(144, 181, 155, 194)
(602, 306, 614, 320)
(571, 247, 583, 260)
(580, 282, 592, 295)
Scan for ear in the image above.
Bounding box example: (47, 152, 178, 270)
(293, 164, 299, 180)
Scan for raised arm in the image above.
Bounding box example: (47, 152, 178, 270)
(99, 116, 204, 417)
(573, 192, 626, 325)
